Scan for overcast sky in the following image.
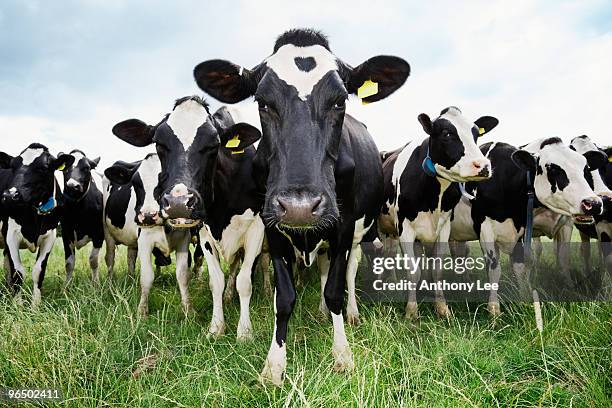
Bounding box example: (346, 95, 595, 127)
(1, 0, 611, 168)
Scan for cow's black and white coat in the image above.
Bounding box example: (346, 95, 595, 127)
(450, 137, 605, 312)
(0, 144, 74, 305)
(193, 29, 411, 384)
(379, 107, 498, 318)
(104, 153, 192, 315)
(111, 97, 265, 340)
(60, 150, 104, 286)
(568, 135, 612, 274)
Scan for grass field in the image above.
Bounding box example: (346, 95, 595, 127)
(0, 242, 610, 407)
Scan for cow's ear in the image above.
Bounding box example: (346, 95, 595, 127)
(474, 116, 499, 136)
(194, 59, 257, 104)
(584, 150, 607, 170)
(220, 123, 262, 152)
(0, 152, 14, 169)
(511, 150, 537, 172)
(418, 113, 433, 135)
(346, 56, 410, 103)
(89, 157, 101, 169)
(112, 119, 155, 147)
(104, 162, 140, 185)
(53, 153, 75, 171)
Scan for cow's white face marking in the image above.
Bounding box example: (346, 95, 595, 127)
(71, 151, 85, 164)
(265, 44, 338, 100)
(435, 107, 490, 181)
(524, 139, 601, 215)
(67, 178, 80, 188)
(167, 100, 208, 150)
(20, 148, 44, 166)
(570, 136, 612, 197)
(139, 154, 162, 215)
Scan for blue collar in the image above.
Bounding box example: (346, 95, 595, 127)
(421, 146, 437, 177)
(37, 196, 57, 215)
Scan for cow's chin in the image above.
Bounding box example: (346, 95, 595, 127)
(166, 218, 201, 229)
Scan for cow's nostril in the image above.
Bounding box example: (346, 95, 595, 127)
(311, 196, 322, 215)
(472, 161, 482, 169)
(581, 198, 602, 215)
(276, 198, 288, 215)
(186, 195, 196, 209)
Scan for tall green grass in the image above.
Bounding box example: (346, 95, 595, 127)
(0, 243, 610, 407)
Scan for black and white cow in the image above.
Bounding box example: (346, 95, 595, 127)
(104, 153, 192, 316)
(379, 107, 498, 319)
(0, 143, 74, 305)
(193, 28, 410, 384)
(569, 135, 612, 274)
(450, 137, 605, 313)
(60, 149, 104, 286)
(111, 96, 264, 340)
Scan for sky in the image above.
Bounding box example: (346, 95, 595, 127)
(1, 0, 611, 169)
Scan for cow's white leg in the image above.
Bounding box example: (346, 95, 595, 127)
(89, 246, 101, 286)
(479, 219, 502, 316)
(7, 220, 27, 300)
(200, 229, 225, 337)
(432, 224, 451, 318)
(261, 291, 287, 386)
(137, 239, 155, 316)
(127, 247, 138, 276)
(31, 230, 56, 308)
(223, 257, 239, 304)
(236, 219, 264, 341)
(104, 231, 116, 281)
(175, 233, 193, 317)
(317, 251, 330, 317)
(346, 245, 362, 325)
(399, 224, 419, 319)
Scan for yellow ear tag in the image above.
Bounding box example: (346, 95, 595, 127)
(608, 156, 612, 163)
(231, 149, 245, 155)
(478, 127, 485, 135)
(361, 100, 371, 106)
(357, 79, 378, 99)
(57, 164, 66, 171)
(225, 135, 240, 149)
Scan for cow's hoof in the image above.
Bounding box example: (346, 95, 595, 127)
(236, 322, 253, 342)
(137, 304, 149, 317)
(259, 358, 285, 386)
(332, 344, 355, 373)
(487, 302, 501, 316)
(31, 290, 41, 309)
(435, 302, 451, 319)
(208, 321, 226, 338)
(405, 302, 419, 320)
(346, 312, 361, 326)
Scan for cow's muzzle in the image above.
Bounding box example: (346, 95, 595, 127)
(161, 187, 202, 228)
(1, 189, 20, 204)
(272, 191, 327, 228)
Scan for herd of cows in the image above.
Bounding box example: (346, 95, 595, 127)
(1, 29, 611, 385)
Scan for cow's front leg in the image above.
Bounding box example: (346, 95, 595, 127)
(260, 230, 295, 386)
(199, 229, 225, 337)
(104, 230, 116, 281)
(137, 236, 155, 316)
(432, 221, 451, 318)
(32, 229, 56, 308)
(175, 233, 193, 317)
(7, 221, 26, 301)
(345, 245, 362, 325)
(259, 250, 273, 298)
(479, 220, 502, 316)
(326, 229, 355, 373)
(127, 247, 138, 276)
(62, 232, 76, 289)
(236, 219, 264, 341)
(399, 223, 419, 319)
(89, 245, 101, 286)
(317, 251, 330, 317)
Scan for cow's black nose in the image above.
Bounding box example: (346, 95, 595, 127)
(581, 197, 603, 215)
(276, 194, 323, 226)
(477, 165, 490, 178)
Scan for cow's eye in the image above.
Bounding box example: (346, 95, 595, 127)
(333, 98, 346, 110)
(257, 100, 269, 112)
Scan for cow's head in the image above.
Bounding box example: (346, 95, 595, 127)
(512, 137, 604, 224)
(569, 135, 611, 207)
(193, 28, 410, 230)
(111, 96, 261, 228)
(418, 107, 497, 182)
(0, 143, 74, 213)
(104, 154, 165, 227)
(62, 149, 100, 202)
